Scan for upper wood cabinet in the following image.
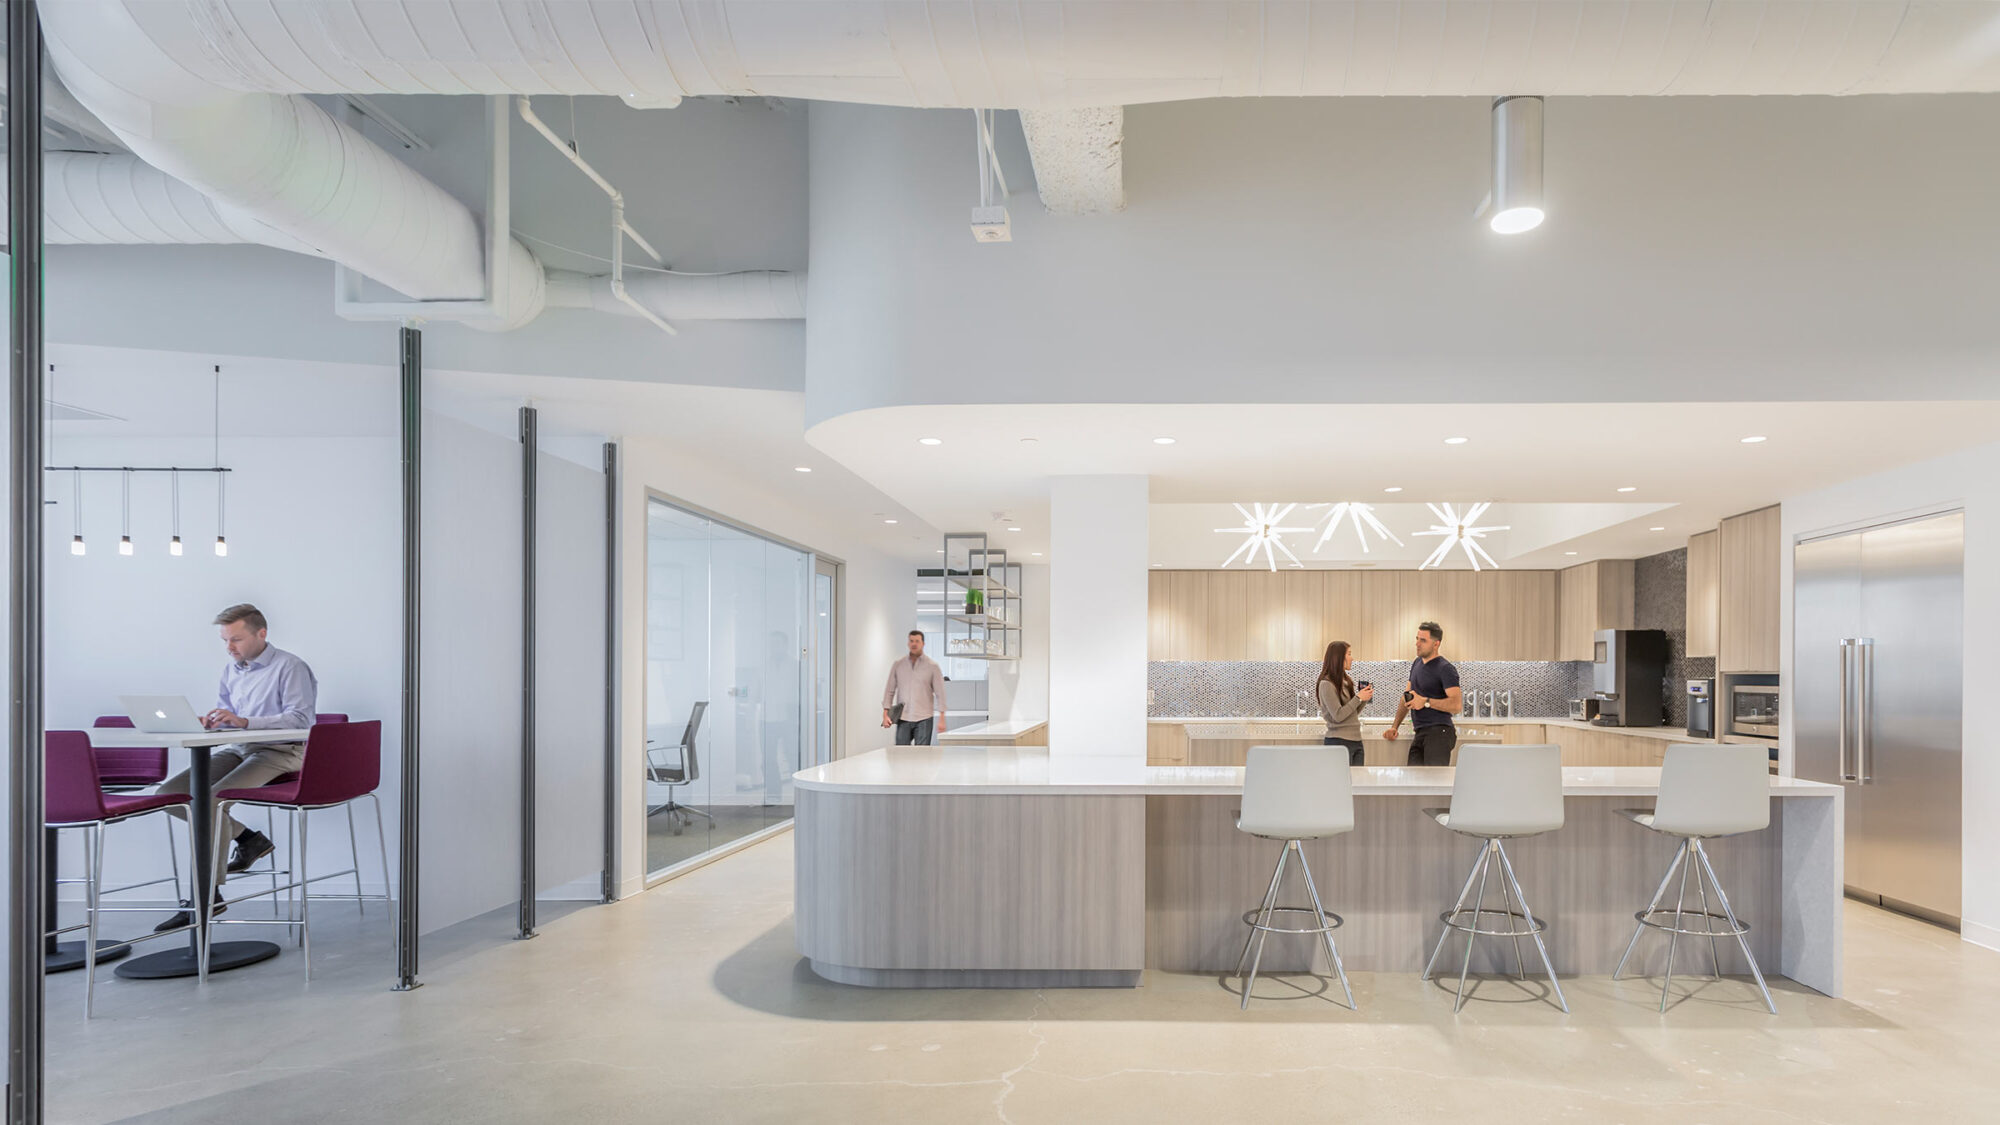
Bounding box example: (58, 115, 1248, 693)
(1718, 505, 1782, 673)
(1686, 529, 1720, 659)
(1147, 569, 1557, 663)
(1555, 560, 1635, 661)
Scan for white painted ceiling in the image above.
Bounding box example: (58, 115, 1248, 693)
(807, 400, 2000, 566)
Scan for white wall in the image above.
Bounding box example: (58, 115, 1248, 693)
(614, 436, 906, 897)
(1048, 477, 1149, 760)
(1779, 439, 2000, 951)
(418, 411, 523, 933)
(985, 563, 1050, 724)
(534, 449, 608, 901)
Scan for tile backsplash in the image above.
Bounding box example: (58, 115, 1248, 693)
(1148, 661, 1594, 719)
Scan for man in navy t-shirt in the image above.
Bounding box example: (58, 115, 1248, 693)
(1383, 621, 1462, 767)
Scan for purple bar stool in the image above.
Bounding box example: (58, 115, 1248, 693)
(214, 720, 388, 979)
(47, 731, 199, 1017)
(90, 715, 182, 905)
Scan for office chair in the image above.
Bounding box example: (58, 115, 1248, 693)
(647, 701, 709, 835)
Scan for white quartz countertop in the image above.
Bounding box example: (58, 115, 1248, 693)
(1150, 715, 1731, 745)
(935, 718, 1048, 741)
(796, 747, 1833, 798)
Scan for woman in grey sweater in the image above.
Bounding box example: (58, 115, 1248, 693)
(1317, 640, 1374, 766)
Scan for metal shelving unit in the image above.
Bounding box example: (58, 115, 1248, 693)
(940, 532, 1021, 661)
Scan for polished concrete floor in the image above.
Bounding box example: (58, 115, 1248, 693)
(47, 834, 2000, 1123)
(645, 802, 792, 874)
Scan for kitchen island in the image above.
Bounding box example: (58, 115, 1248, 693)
(1148, 715, 1748, 767)
(793, 747, 1841, 996)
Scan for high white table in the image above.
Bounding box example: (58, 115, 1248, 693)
(80, 728, 311, 980)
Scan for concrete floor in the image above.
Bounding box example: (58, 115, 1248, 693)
(46, 833, 2000, 1124)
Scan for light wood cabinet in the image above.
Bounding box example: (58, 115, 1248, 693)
(1555, 560, 1635, 661)
(1500, 723, 1547, 745)
(1719, 505, 1782, 673)
(1546, 725, 1667, 768)
(1686, 529, 1720, 659)
(1145, 569, 1560, 663)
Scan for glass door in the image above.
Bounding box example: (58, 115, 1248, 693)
(812, 558, 840, 765)
(645, 498, 809, 879)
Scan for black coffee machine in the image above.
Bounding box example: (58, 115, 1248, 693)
(1591, 628, 1668, 727)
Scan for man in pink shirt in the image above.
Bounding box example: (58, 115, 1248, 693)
(881, 630, 947, 745)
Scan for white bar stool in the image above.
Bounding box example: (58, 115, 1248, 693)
(1613, 743, 1777, 1014)
(1234, 745, 1356, 1010)
(1421, 743, 1569, 1013)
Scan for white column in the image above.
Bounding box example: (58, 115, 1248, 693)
(1048, 475, 1149, 761)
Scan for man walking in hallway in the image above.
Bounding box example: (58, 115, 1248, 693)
(1383, 621, 1461, 767)
(882, 629, 947, 745)
(154, 603, 318, 930)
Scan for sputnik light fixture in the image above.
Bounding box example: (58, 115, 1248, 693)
(1413, 502, 1511, 571)
(1216, 503, 1314, 572)
(1312, 502, 1405, 555)
(1485, 96, 1544, 234)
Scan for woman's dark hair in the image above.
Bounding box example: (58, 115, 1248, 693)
(1318, 641, 1355, 703)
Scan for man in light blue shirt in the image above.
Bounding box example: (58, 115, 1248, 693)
(154, 603, 318, 931)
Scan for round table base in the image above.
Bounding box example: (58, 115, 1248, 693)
(45, 940, 131, 974)
(115, 940, 281, 980)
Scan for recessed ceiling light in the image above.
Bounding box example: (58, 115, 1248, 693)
(1153, 436, 1177, 445)
(1383, 486, 1403, 493)
(1031, 552, 1042, 557)
(1151, 563, 1163, 568)
(918, 437, 942, 446)
(1650, 526, 1666, 531)
(884, 518, 898, 524)
(793, 466, 812, 473)
(1564, 551, 1578, 556)
(1616, 486, 1637, 493)
(936, 549, 945, 554)
(1020, 437, 1038, 445)
(1741, 435, 1767, 444)
(1444, 437, 1469, 445)
(1007, 526, 1022, 532)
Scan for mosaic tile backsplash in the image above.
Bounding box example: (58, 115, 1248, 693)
(1148, 661, 1595, 719)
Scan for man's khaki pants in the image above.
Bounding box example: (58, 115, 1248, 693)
(158, 742, 306, 886)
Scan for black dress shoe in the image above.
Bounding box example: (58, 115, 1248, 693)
(226, 830, 275, 874)
(153, 896, 225, 933)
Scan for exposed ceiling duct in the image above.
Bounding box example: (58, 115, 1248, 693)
(29, 152, 319, 255)
(29, 1, 2000, 335)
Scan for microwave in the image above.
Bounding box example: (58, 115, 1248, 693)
(1729, 684, 1781, 739)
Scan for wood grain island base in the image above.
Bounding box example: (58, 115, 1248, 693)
(792, 748, 1843, 996)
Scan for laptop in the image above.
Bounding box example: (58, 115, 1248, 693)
(120, 695, 217, 734)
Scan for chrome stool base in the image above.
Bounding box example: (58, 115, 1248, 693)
(1422, 837, 1568, 1013)
(1235, 838, 1355, 1011)
(1614, 836, 1776, 1014)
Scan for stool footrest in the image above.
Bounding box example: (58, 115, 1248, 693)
(1438, 905, 1547, 940)
(1241, 905, 1344, 937)
(1633, 907, 1749, 939)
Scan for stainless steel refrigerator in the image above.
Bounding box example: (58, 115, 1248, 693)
(1794, 511, 1963, 925)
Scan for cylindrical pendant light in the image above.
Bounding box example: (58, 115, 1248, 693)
(70, 470, 85, 555)
(169, 469, 183, 555)
(119, 469, 134, 555)
(1489, 95, 1544, 234)
(214, 471, 228, 557)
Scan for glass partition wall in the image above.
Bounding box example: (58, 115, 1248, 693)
(644, 499, 810, 878)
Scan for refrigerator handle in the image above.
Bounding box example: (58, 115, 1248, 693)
(1838, 639, 1858, 783)
(1857, 637, 1875, 784)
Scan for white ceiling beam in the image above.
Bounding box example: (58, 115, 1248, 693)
(1019, 107, 1126, 216)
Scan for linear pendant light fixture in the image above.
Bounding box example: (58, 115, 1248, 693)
(1487, 96, 1544, 234)
(70, 471, 85, 555)
(169, 469, 183, 555)
(119, 470, 134, 555)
